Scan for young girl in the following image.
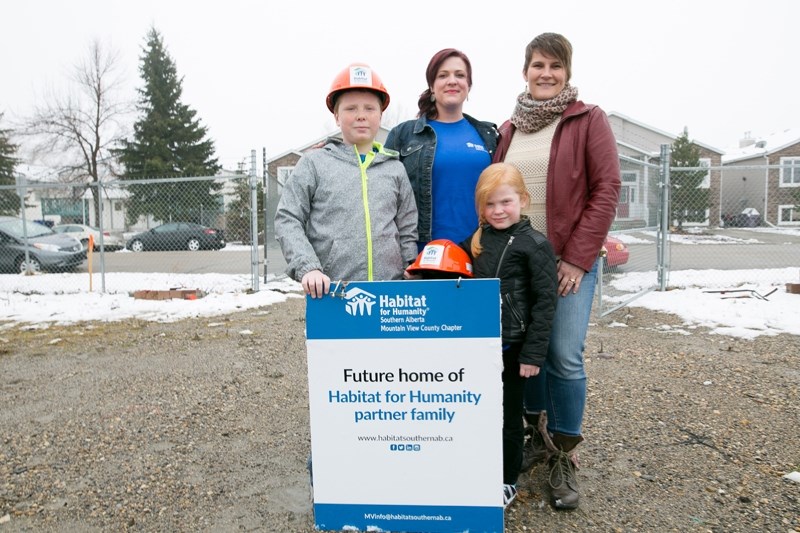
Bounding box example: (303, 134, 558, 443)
(460, 162, 558, 507)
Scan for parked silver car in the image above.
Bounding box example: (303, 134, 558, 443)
(0, 216, 86, 273)
(52, 223, 125, 251)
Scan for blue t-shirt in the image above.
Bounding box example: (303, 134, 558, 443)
(428, 119, 491, 245)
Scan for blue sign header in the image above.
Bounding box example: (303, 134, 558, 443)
(306, 279, 500, 340)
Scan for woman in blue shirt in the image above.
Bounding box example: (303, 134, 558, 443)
(385, 48, 498, 251)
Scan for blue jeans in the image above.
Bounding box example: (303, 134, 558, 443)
(524, 260, 597, 437)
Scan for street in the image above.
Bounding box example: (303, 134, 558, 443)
(75, 229, 799, 276)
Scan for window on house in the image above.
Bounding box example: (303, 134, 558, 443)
(620, 171, 638, 203)
(780, 157, 800, 187)
(698, 158, 711, 188)
(779, 204, 799, 224)
(277, 166, 294, 194)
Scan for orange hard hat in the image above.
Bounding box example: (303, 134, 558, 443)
(326, 63, 391, 113)
(406, 239, 473, 279)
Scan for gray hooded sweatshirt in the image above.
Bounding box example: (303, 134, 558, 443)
(275, 139, 418, 283)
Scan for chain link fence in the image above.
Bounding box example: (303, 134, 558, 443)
(596, 149, 800, 317)
(1, 174, 285, 295)
(596, 153, 663, 316)
(4, 146, 798, 315)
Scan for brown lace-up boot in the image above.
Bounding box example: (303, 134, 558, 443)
(520, 412, 549, 473)
(546, 432, 584, 510)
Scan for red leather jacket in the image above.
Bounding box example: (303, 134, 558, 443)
(494, 101, 620, 272)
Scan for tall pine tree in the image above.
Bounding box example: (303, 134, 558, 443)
(670, 127, 709, 230)
(116, 27, 221, 226)
(0, 113, 20, 216)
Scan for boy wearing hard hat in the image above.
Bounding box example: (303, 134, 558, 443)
(275, 63, 418, 298)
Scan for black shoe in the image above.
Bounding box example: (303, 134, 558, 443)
(520, 425, 547, 473)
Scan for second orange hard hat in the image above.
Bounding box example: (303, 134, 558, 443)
(406, 239, 473, 279)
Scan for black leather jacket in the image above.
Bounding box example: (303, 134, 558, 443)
(461, 218, 558, 366)
(385, 114, 498, 243)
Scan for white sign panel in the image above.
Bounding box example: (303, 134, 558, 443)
(306, 279, 504, 532)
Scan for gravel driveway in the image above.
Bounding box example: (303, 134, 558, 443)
(1, 294, 798, 532)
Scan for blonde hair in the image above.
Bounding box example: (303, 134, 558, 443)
(470, 163, 530, 257)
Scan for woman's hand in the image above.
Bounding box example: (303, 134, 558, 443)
(557, 260, 584, 297)
(301, 270, 331, 298)
(519, 363, 540, 378)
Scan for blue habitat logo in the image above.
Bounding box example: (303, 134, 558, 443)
(343, 287, 377, 317)
(350, 66, 372, 86)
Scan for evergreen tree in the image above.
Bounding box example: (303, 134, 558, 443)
(670, 127, 709, 230)
(116, 27, 221, 226)
(0, 114, 20, 216)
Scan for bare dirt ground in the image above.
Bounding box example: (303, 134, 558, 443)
(1, 295, 798, 532)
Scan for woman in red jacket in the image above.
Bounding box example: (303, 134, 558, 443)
(494, 32, 620, 510)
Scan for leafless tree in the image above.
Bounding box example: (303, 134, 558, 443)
(22, 39, 132, 225)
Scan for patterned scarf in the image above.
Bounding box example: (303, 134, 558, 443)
(510, 84, 579, 134)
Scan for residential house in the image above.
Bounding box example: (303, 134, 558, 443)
(608, 112, 725, 228)
(721, 129, 800, 226)
(15, 163, 248, 235)
(13, 164, 87, 226)
(266, 117, 738, 233)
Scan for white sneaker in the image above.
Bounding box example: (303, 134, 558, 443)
(503, 484, 517, 508)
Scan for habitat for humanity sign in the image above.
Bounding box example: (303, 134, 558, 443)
(306, 279, 504, 533)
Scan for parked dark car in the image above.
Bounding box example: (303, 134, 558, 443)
(0, 216, 86, 273)
(126, 222, 226, 252)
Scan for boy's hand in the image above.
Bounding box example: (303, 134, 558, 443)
(519, 364, 540, 378)
(301, 270, 331, 298)
(403, 269, 422, 280)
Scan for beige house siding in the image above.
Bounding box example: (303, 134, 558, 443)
(608, 114, 674, 155)
(698, 147, 723, 227)
(720, 153, 767, 221)
(609, 112, 724, 228)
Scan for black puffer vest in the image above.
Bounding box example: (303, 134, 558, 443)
(462, 218, 558, 366)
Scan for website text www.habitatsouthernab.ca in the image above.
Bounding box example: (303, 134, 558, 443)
(357, 434, 453, 442)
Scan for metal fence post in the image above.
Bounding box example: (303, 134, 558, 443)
(15, 174, 33, 274)
(250, 150, 259, 292)
(658, 144, 671, 291)
(96, 182, 107, 292)
(268, 147, 269, 285)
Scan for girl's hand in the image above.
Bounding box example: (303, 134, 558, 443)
(519, 363, 540, 378)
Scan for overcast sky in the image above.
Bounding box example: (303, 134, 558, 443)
(3, 0, 797, 171)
